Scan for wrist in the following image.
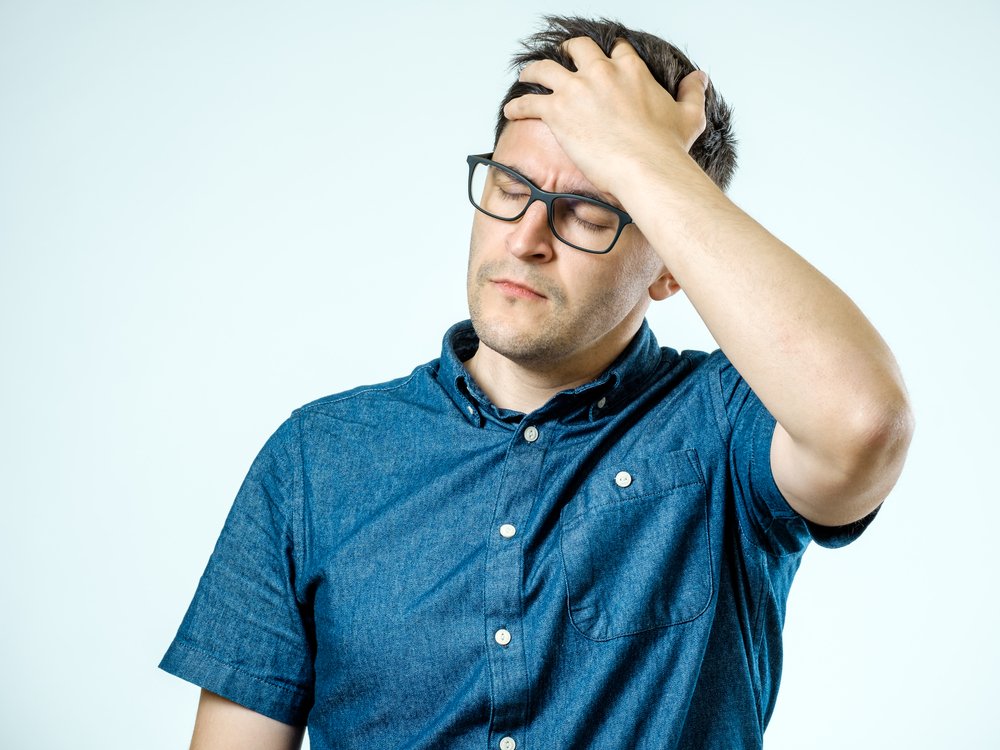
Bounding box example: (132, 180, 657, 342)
(611, 146, 718, 216)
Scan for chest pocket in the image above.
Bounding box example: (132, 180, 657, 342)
(559, 448, 713, 641)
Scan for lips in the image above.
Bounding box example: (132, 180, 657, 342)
(492, 278, 547, 299)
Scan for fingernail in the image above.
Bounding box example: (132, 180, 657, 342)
(698, 71, 709, 89)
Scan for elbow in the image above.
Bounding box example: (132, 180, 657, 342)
(861, 390, 915, 470)
(845, 390, 915, 506)
(780, 385, 915, 529)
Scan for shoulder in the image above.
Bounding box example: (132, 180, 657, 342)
(270, 360, 460, 452)
(644, 345, 730, 402)
(653, 344, 727, 378)
(645, 346, 763, 447)
(291, 361, 439, 420)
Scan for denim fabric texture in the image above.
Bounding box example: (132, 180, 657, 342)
(159, 319, 874, 749)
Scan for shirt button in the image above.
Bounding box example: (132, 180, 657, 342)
(499, 737, 517, 750)
(597, 397, 607, 409)
(499, 524, 517, 539)
(494, 628, 512, 646)
(523, 425, 539, 442)
(615, 471, 632, 488)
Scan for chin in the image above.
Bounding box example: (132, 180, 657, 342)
(471, 311, 574, 366)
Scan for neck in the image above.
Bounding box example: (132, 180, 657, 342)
(462, 328, 639, 414)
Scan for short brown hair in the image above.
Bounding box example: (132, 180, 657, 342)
(495, 15, 738, 192)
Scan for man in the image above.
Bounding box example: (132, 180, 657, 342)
(159, 15, 913, 750)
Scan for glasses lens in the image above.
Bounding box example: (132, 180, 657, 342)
(552, 196, 620, 253)
(470, 162, 530, 219)
(468, 159, 622, 253)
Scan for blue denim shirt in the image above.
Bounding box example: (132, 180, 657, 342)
(159, 319, 873, 749)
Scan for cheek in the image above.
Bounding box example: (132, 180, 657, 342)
(467, 216, 486, 272)
(470, 211, 499, 245)
(605, 253, 650, 291)
(621, 243, 664, 289)
(581, 250, 661, 312)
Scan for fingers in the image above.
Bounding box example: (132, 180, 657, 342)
(609, 38, 640, 60)
(675, 70, 709, 147)
(563, 35, 640, 65)
(503, 93, 545, 121)
(560, 36, 607, 67)
(523, 37, 643, 90)
(518, 59, 573, 90)
(676, 69, 709, 108)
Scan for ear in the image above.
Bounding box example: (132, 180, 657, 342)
(648, 266, 681, 301)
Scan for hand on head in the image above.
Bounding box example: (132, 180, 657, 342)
(502, 37, 709, 200)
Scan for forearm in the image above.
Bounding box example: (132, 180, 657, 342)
(616, 150, 911, 466)
(503, 38, 913, 506)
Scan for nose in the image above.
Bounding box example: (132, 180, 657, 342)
(506, 199, 555, 262)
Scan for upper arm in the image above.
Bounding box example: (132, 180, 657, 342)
(190, 689, 305, 750)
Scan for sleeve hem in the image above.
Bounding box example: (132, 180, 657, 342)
(804, 504, 882, 549)
(158, 639, 311, 726)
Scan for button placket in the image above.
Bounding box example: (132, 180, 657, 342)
(481, 419, 548, 745)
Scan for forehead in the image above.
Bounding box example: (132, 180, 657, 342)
(492, 120, 622, 208)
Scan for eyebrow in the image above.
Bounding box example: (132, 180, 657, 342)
(501, 161, 624, 210)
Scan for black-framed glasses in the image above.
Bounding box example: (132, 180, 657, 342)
(466, 153, 633, 254)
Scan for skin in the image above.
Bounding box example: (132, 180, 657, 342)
(464, 118, 678, 410)
(188, 689, 305, 749)
(185, 34, 914, 746)
(482, 36, 914, 528)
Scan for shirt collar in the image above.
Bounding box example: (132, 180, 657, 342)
(435, 319, 665, 427)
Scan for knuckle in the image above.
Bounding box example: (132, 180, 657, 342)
(538, 60, 560, 76)
(620, 53, 644, 69)
(591, 60, 616, 81)
(689, 107, 707, 129)
(692, 111, 708, 138)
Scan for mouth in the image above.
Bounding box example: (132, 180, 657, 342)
(491, 278, 547, 300)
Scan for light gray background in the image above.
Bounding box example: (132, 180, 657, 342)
(2, 1, 997, 747)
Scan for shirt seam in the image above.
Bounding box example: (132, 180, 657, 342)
(170, 638, 310, 698)
(290, 413, 308, 604)
(711, 359, 766, 558)
(291, 367, 429, 415)
(560, 481, 704, 525)
(714, 359, 800, 561)
(749, 407, 807, 560)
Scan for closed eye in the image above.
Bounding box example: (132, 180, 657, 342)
(496, 185, 529, 200)
(570, 215, 611, 232)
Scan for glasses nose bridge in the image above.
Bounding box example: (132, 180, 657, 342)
(505, 189, 556, 258)
(520, 186, 556, 232)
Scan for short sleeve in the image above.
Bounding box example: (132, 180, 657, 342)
(717, 357, 877, 556)
(158, 416, 315, 725)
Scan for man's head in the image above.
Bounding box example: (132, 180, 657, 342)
(495, 15, 737, 192)
(466, 118, 676, 373)
(466, 17, 729, 377)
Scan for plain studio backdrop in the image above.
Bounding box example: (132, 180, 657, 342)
(1, 1, 997, 747)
